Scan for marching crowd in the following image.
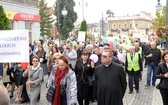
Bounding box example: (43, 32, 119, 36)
(0, 34, 168, 105)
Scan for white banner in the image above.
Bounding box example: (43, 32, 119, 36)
(0, 30, 29, 63)
(78, 31, 86, 42)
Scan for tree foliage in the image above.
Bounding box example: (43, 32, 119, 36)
(54, 0, 77, 39)
(151, 6, 166, 30)
(80, 20, 87, 31)
(106, 9, 115, 18)
(39, 0, 54, 38)
(0, 5, 10, 30)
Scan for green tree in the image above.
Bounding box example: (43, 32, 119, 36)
(0, 5, 10, 30)
(54, 0, 77, 39)
(80, 20, 89, 40)
(151, 6, 166, 30)
(39, 0, 54, 38)
(106, 9, 115, 18)
(80, 20, 87, 31)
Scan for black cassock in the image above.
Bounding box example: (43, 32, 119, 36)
(95, 62, 127, 105)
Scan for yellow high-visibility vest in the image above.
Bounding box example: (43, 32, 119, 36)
(127, 53, 140, 71)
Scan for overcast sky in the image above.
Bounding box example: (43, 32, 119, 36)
(46, 0, 166, 23)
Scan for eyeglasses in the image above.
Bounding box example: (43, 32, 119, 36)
(101, 55, 111, 58)
(32, 60, 39, 62)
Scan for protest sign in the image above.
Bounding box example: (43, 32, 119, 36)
(78, 31, 86, 42)
(0, 30, 29, 62)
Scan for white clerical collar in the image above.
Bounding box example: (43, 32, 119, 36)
(103, 61, 112, 67)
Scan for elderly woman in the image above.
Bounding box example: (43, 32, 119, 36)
(156, 51, 168, 105)
(22, 55, 43, 105)
(50, 55, 77, 105)
(47, 52, 62, 88)
(75, 49, 95, 105)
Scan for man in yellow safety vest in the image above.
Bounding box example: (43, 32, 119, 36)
(125, 46, 143, 94)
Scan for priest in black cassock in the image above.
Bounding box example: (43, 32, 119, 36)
(95, 48, 127, 105)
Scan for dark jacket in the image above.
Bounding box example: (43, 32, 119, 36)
(95, 62, 127, 105)
(112, 56, 122, 65)
(75, 59, 94, 84)
(145, 48, 161, 66)
(155, 63, 168, 90)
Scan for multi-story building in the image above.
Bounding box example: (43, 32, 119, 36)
(0, 0, 40, 43)
(106, 11, 154, 36)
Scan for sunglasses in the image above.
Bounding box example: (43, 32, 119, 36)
(32, 60, 39, 62)
(101, 55, 111, 58)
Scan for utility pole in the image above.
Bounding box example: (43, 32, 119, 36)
(56, 1, 61, 46)
(79, 0, 87, 20)
(166, 0, 168, 25)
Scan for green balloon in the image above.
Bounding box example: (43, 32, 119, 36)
(72, 41, 77, 47)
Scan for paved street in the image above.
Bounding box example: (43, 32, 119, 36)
(10, 67, 163, 105)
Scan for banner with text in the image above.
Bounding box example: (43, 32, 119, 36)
(78, 31, 86, 42)
(0, 30, 29, 63)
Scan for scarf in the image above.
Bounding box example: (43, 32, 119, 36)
(52, 66, 69, 105)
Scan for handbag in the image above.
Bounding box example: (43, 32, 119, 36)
(159, 79, 168, 89)
(87, 75, 95, 86)
(46, 86, 55, 103)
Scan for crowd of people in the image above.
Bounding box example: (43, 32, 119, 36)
(0, 34, 168, 105)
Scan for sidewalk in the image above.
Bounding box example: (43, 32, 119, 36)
(10, 68, 163, 105)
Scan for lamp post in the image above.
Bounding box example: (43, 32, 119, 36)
(79, 0, 88, 20)
(61, 5, 68, 39)
(56, 2, 61, 47)
(62, 6, 68, 16)
(156, 0, 168, 25)
(156, 0, 168, 49)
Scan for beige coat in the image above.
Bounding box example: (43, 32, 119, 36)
(3, 64, 10, 83)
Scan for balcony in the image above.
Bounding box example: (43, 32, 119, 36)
(122, 28, 129, 31)
(111, 29, 118, 32)
(0, 0, 39, 8)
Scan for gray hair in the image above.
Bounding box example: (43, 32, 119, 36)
(0, 84, 10, 105)
(103, 48, 113, 57)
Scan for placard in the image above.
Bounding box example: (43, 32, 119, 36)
(0, 30, 29, 62)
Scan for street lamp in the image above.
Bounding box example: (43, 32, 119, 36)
(62, 6, 68, 16)
(156, 0, 168, 25)
(79, 0, 88, 20)
(156, 0, 168, 49)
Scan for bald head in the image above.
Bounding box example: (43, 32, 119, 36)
(0, 84, 10, 105)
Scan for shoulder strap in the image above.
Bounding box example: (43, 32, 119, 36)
(30, 67, 40, 78)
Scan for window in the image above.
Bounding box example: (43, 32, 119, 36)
(124, 24, 127, 29)
(25, 22, 32, 30)
(9, 20, 14, 29)
(113, 24, 116, 30)
(118, 24, 121, 29)
(136, 24, 138, 28)
(130, 24, 132, 29)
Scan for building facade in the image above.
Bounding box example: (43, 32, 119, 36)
(106, 11, 154, 36)
(0, 0, 40, 43)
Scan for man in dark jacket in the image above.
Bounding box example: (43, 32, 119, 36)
(145, 41, 161, 88)
(95, 49, 127, 105)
